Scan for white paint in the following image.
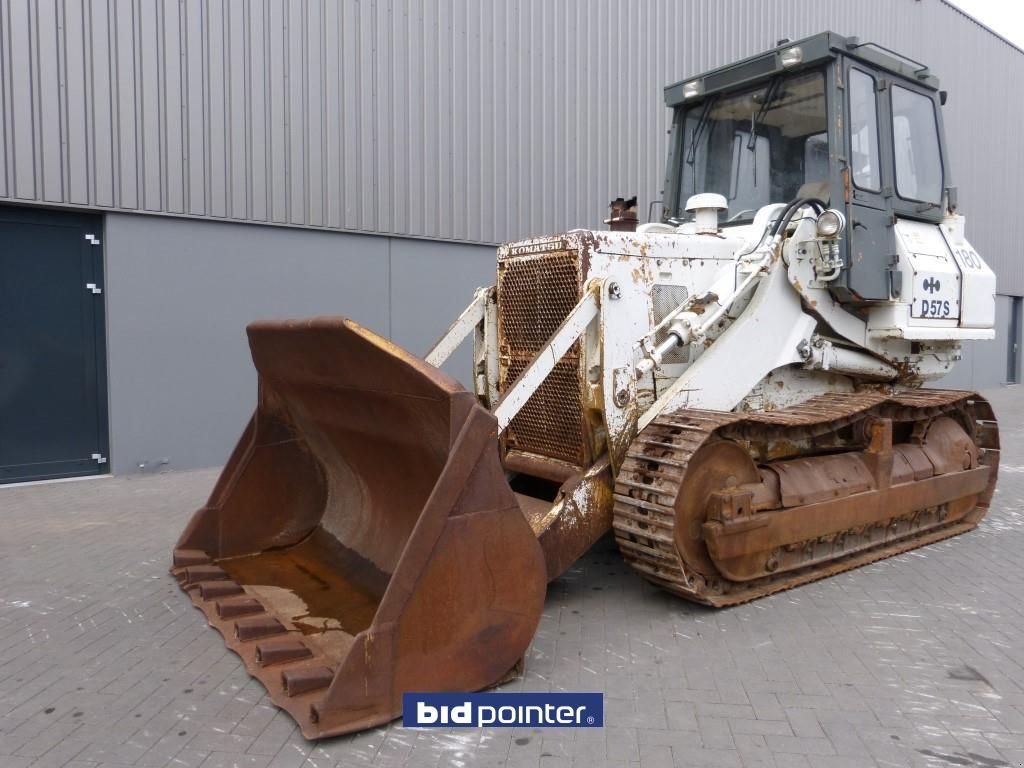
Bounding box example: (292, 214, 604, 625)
(641, 257, 817, 421)
(425, 286, 488, 367)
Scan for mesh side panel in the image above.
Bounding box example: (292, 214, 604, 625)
(497, 250, 584, 465)
(652, 284, 690, 365)
(498, 253, 581, 351)
(502, 359, 584, 464)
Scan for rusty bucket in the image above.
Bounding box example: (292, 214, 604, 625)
(171, 318, 547, 738)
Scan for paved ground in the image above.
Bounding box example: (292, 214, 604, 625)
(1, 388, 1024, 768)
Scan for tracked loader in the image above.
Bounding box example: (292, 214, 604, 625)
(172, 33, 1000, 738)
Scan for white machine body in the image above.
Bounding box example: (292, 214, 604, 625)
(426, 202, 995, 470)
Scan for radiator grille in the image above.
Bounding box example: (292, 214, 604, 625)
(497, 250, 584, 465)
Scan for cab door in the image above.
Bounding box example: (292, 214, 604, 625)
(842, 64, 894, 301)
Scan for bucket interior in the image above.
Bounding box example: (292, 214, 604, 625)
(207, 319, 461, 646)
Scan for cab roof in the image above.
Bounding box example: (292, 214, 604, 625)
(664, 31, 941, 107)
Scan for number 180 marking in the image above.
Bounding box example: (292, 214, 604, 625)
(954, 247, 982, 270)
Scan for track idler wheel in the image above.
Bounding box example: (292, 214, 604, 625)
(672, 440, 759, 587)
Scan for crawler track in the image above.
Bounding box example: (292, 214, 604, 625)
(613, 390, 1000, 606)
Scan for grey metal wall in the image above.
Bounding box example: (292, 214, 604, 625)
(103, 212, 493, 473)
(1, 0, 1022, 293)
(102, 205, 1009, 473)
(939, 295, 1014, 391)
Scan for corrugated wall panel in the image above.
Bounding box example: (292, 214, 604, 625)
(183, 1, 204, 216)
(87, 0, 114, 207)
(205, 1, 226, 218)
(8, 0, 35, 199)
(323, 0, 339, 228)
(266, 0, 286, 223)
(161, 0, 185, 214)
(0, 3, 12, 198)
(138, 0, 161, 211)
(37, 0, 62, 202)
(226, 0, 247, 220)
(249, 0, 269, 222)
(112, 1, 137, 209)
(1, 0, 1022, 292)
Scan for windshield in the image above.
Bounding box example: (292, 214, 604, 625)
(677, 71, 828, 225)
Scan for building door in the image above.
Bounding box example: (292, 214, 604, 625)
(0, 206, 109, 483)
(1009, 296, 1022, 385)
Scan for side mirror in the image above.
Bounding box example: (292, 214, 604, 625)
(939, 90, 948, 106)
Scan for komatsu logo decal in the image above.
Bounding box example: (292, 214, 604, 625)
(508, 239, 568, 256)
(403, 692, 604, 728)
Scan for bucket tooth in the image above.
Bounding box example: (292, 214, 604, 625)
(234, 617, 287, 641)
(173, 549, 211, 567)
(256, 637, 313, 666)
(215, 597, 265, 619)
(281, 666, 335, 697)
(196, 581, 244, 600)
(181, 565, 229, 584)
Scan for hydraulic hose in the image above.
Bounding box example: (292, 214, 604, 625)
(769, 197, 827, 238)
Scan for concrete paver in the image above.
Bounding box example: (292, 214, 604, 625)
(1, 387, 1023, 767)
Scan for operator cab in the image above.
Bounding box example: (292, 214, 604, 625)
(663, 32, 950, 302)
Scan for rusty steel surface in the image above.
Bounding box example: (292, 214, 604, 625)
(518, 457, 616, 582)
(613, 389, 1000, 606)
(171, 317, 547, 739)
(496, 249, 586, 466)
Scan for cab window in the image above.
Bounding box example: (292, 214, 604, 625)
(849, 69, 881, 191)
(891, 85, 943, 204)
